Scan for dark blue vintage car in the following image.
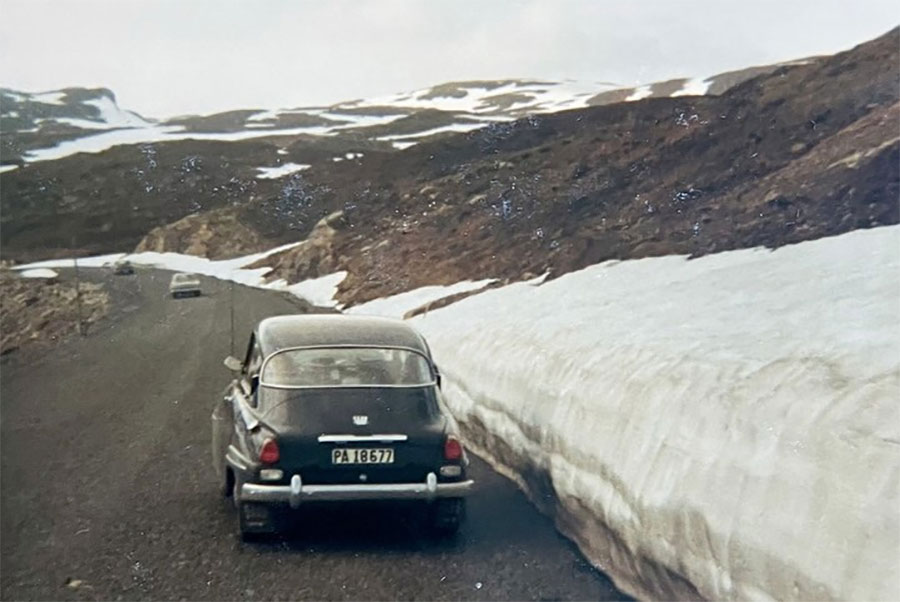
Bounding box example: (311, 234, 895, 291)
(212, 314, 473, 539)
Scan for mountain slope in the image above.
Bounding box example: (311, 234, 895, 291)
(0, 60, 810, 261)
(253, 27, 899, 304)
(1, 29, 896, 301)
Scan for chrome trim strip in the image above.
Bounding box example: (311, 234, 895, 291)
(317, 434, 408, 443)
(225, 446, 250, 471)
(241, 472, 473, 503)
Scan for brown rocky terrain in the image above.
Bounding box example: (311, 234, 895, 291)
(0, 270, 109, 355)
(134, 208, 267, 259)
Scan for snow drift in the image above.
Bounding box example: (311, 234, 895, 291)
(353, 226, 900, 601)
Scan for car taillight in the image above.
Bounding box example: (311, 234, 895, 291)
(444, 436, 463, 461)
(259, 438, 279, 464)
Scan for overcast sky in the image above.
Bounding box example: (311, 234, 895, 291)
(0, 0, 896, 118)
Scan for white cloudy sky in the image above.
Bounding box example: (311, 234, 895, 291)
(0, 0, 896, 118)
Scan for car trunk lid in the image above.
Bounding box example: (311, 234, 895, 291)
(259, 387, 445, 484)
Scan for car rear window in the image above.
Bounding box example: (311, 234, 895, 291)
(261, 347, 434, 388)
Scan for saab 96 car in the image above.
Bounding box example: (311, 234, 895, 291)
(212, 315, 473, 539)
(169, 272, 202, 298)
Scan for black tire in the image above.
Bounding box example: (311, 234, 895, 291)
(428, 498, 466, 536)
(223, 468, 235, 498)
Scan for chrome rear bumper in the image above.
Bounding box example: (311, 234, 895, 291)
(241, 472, 473, 509)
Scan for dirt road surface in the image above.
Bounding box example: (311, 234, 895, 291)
(1, 268, 627, 601)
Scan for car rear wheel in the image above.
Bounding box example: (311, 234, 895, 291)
(428, 498, 465, 536)
(223, 468, 235, 498)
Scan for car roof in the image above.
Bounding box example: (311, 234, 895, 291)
(256, 315, 431, 357)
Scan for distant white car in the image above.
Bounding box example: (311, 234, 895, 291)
(169, 273, 202, 298)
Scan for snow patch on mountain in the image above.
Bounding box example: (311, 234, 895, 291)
(23, 124, 338, 162)
(345, 80, 619, 115)
(376, 122, 486, 143)
(255, 163, 311, 179)
(625, 85, 653, 101)
(671, 77, 712, 97)
(83, 95, 152, 128)
(31, 91, 67, 105)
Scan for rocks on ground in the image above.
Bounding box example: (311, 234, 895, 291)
(0, 270, 109, 356)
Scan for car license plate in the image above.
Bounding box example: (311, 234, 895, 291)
(332, 448, 394, 464)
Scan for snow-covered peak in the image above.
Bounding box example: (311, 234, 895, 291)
(1, 87, 153, 132)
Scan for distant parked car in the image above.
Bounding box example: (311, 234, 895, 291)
(113, 260, 134, 275)
(212, 315, 473, 540)
(169, 272, 201, 298)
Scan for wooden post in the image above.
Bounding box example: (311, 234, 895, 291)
(73, 256, 85, 336)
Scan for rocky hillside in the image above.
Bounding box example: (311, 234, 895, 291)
(253, 27, 900, 304)
(1, 28, 896, 307)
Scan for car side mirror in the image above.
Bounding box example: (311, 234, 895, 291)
(250, 374, 260, 393)
(223, 356, 242, 372)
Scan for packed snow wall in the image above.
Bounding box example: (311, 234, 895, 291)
(356, 226, 900, 601)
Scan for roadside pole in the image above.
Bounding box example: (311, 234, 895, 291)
(229, 279, 235, 355)
(73, 256, 85, 336)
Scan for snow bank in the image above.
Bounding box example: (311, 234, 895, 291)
(14, 243, 348, 309)
(18, 253, 128, 269)
(0, 164, 19, 174)
(367, 227, 898, 601)
(284, 272, 348, 309)
(347, 279, 496, 318)
(19, 268, 58, 279)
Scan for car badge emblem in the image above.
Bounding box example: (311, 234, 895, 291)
(353, 415, 369, 426)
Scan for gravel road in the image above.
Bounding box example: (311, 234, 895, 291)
(1, 268, 627, 601)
